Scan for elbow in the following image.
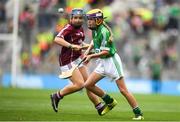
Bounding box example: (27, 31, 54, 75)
(54, 37, 58, 43)
(54, 37, 63, 45)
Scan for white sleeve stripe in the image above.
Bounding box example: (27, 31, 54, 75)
(101, 30, 106, 47)
(57, 24, 70, 37)
(57, 35, 64, 39)
(100, 47, 110, 51)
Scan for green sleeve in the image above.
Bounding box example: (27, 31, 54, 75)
(100, 28, 116, 58)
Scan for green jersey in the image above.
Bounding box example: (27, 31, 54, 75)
(92, 24, 116, 58)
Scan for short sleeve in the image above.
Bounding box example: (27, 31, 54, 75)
(56, 25, 71, 39)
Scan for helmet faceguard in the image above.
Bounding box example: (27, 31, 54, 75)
(86, 9, 105, 25)
(71, 8, 84, 18)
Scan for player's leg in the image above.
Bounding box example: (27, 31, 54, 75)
(116, 77, 144, 120)
(84, 71, 104, 97)
(84, 71, 117, 111)
(60, 68, 84, 95)
(79, 66, 109, 115)
(79, 66, 100, 104)
(110, 54, 143, 120)
(50, 68, 84, 112)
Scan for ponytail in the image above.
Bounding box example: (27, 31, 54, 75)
(103, 22, 113, 42)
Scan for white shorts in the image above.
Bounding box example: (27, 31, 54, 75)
(60, 57, 83, 73)
(94, 53, 124, 81)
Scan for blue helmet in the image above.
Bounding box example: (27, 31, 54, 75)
(71, 8, 84, 17)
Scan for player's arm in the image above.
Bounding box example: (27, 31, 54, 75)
(54, 37, 81, 50)
(83, 50, 109, 64)
(83, 40, 94, 62)
(88, 50, 109, 58)
(81, 42, 90, 50)
(84, 30, 111, 63)
(84, 40, 94, 55)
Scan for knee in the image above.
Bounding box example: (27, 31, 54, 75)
(84, 82, 93, 90)
(75, 82, 84, 90)
(84, 82, 89, 89)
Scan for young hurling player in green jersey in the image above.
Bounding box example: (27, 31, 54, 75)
(83, 9, 144, 120)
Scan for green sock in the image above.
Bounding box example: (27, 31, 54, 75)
(102, 94, 113, 104)
(133, 107, 143, 116)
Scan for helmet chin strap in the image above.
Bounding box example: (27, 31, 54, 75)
(95, 18, 103, 25)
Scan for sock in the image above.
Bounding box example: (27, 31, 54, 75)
(56, 91, 63, 99)
(133, 107, 143, 116)
(95, 102, 104, 110)
(102, 94, 113, 104)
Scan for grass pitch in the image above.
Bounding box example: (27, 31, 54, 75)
(0, 88, 180, 121)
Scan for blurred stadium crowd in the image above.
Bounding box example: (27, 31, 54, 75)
(0, 0, 180, 81)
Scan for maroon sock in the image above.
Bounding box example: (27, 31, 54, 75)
(56, 91, 63, 99)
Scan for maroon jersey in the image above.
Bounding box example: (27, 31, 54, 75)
(56, 24, 85, 66)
